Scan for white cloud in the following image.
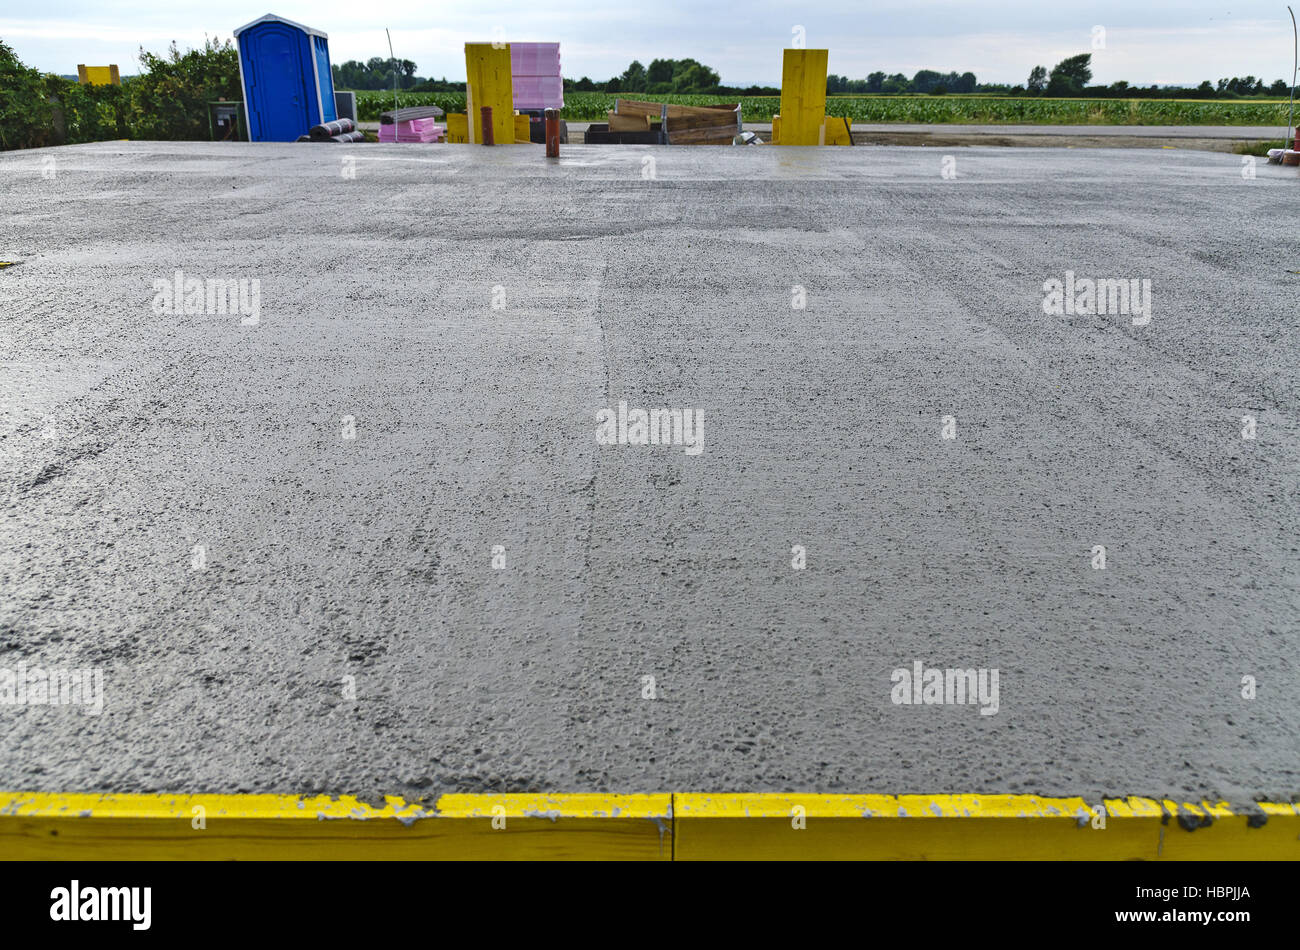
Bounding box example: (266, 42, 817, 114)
(3, 3, 1295, 85)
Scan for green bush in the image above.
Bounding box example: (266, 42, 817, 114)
(126, 38, 241, 140)
(2, 36, 241, 150)
(0, 37, 54, 149)
(51, 77, 128, 143)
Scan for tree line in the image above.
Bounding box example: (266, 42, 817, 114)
(330, 49, 1293, 99)
(1, 37, 242, 150)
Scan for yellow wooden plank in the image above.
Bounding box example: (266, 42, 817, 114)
(674, 794, 1146, 859)
(778, 49, 828, 146)
(823, 116, 852, 146)
(78, 65, 118, 86)
(3, 791, 1292, 860)
(1153, 799, 1300, 860)
(445, 113, 469, 144)
(0, 792, 672, 860)
(464, 43, 516, 145)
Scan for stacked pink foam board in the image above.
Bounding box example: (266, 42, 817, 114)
(511, 42, 563, 110)
(378, 117, 444, 142)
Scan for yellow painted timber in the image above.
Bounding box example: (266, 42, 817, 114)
(674, 794, 1300, 860)
(0, 792, 672, 860)
(445, 113, 469, 144)
(514, 113, 531, 143)
(464, 43, 515, 145)
(778, 49, 828, 145)
(771, 115, 780, 144)
(1, 791, 1294, 859)
(77, 64, 120, 86)
(676, 794, 1134, 860)
(1153, 799, 1300, 860)
(823, 116, 852, 146)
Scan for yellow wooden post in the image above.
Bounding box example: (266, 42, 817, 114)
(465, 43, 516, 146)
(778, 49, 828, 145)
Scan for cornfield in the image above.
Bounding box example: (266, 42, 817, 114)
(351, 89, 1291, 126)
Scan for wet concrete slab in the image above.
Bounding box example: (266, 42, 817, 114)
(0, 140, 1296, 804)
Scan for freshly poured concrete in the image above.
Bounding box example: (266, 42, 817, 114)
(0, 141, 1296, 805)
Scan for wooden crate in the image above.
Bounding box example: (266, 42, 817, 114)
(608, 111, 652, 132)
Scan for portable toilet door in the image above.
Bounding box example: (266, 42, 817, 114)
(234, 14, 337, 142)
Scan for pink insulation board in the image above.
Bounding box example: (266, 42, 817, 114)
(378, 120, 444, 142)
(511, 41, 563, 110)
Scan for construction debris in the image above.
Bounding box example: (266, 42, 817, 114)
(586, 99, 742, 145)
(308, 118, 357, 141)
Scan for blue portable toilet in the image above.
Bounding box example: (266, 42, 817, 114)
(234, 13, 337, 141)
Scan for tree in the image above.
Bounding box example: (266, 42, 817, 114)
(671, 59, 719, 92)
(621, 60, 647, 92)
(1046, 53, 1091, 95)
(1027, 65, 1047, 93)
(866, 71, 885, 93)
(646, 58, 674, 85)
(0, 37, 53, 149)
(911, 69, 943, 94)
(1270, 78, 1289, 96)
(881, 73, 909, 93)
(129, 38, 241, 140)
(574, 76, 595, 91)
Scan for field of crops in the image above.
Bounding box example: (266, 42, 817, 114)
(351, 89, 1290, 125)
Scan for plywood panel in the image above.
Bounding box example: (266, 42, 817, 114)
(465, 43, 516, 145)
(779, 49, 828, 145)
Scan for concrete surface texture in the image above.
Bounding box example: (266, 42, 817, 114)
(0, 141, 1296, 805)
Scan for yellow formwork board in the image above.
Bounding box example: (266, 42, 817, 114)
(674, 794, 1300, 860)
(77, 64, 120, 86)
(675, 794, 1142, 860)
(445, 113, 469, 144)
(778, 49, 828, 145)
(514, 112, 531, 143)
(823, 116, 852, 146)
(0, 792, 673, 861)
(464, 43, 516, 145)
(1149, 799, 1300, 861)
(2, 791, 1294, 860)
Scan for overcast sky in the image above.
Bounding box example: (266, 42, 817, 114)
(3, 2, 1296, 86)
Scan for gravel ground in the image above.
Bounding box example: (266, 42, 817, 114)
(0, 140, 1296, 805)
